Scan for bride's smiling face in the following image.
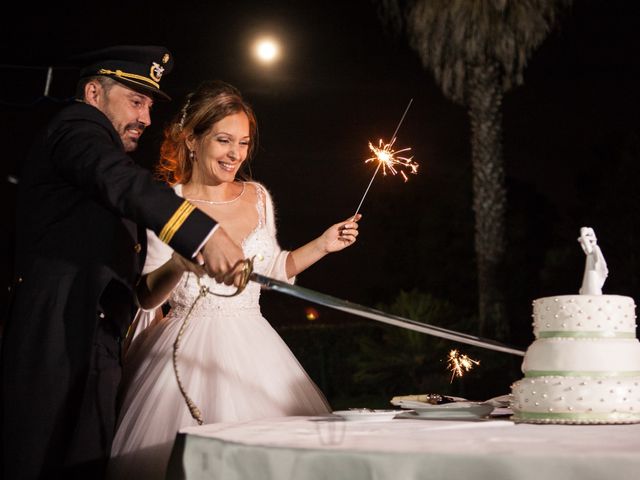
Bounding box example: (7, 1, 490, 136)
(191, 111, 251, 185)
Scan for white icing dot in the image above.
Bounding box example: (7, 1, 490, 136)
(535, 402, 540, 406)
(542, 393, 548, 398)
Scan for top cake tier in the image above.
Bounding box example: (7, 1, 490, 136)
(533, 295, 637, 337)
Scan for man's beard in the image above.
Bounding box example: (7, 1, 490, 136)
(121, 122, 146, 152)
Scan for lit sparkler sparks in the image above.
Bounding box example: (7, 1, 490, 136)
(447, 349, 480, 383)
(352, 98, 417, 219)
(366, 138, 418, 182)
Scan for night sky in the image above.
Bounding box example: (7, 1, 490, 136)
(2, 0, 640, 348)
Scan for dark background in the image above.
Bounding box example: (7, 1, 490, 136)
(2, 0, 640, 404)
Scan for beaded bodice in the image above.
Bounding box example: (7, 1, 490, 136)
(167, 185, 276, 318)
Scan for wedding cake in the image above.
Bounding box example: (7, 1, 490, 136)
(511, 228, 640, 424)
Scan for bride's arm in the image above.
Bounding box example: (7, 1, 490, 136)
(136, 252, 205, 309)
(285, 214, 361, 279)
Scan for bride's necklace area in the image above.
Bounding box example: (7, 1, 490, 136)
(185, 182, 245, 205)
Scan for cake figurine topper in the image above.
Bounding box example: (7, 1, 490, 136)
(577, 227, 608, 295)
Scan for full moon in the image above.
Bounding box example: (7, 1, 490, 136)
(254, 38, 280, 63)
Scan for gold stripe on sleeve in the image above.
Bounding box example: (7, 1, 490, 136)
(159, 201, 196, 244)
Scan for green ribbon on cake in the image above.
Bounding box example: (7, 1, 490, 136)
(526, 370, 640, 377)
(538, 331, 636, 339)
(513, 411, 640, 422)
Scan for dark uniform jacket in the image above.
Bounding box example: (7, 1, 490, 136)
(1, 101, 216, 479)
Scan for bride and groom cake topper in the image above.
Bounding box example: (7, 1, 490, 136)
(578, 226, 608, 295)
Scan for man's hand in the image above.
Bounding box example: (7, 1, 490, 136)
(198, 227, 245, 286)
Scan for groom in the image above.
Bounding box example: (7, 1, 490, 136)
(1, 45, 243, 479)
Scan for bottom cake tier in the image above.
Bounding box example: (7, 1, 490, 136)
(511, 376, 640, 424)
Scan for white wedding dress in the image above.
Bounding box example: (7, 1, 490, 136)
(107, 182, 330, 479)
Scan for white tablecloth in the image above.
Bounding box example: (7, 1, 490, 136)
(166, 415, 640, 480)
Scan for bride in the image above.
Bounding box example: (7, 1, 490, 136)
(107, 80, 360, 479)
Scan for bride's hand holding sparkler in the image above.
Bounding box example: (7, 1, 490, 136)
(320, 214, 362, 253)
(284, 214, 362, 278)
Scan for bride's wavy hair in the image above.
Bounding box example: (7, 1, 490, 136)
(156, 80, 258, 185)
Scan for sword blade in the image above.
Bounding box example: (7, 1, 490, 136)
(251, 273, 525, 357)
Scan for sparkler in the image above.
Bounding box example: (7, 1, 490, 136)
(352, 98, 418, 219)
(447, 349, 480, 383)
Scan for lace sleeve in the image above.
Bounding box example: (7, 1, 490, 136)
(257, 183, 295, 284)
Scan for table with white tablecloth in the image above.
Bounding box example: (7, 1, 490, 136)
(166, 415, 640, 480)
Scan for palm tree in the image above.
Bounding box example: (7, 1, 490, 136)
(376, 0, 572, 338)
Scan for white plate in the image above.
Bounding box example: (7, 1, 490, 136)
(404, 402, 494, 419)
(332, 409, 404, 421)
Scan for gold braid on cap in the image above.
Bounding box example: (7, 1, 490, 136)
(97, 68, 159, 88)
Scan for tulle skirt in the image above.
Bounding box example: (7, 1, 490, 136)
(107, 306, 330, 479)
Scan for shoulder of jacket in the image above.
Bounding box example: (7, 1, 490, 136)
(50, 102, 119, 142)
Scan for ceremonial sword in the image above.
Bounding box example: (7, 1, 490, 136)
(249, 272, 525, 357)
(176, 263, 526, 424)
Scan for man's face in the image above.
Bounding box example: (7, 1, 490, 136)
(94, 82, 154, 152)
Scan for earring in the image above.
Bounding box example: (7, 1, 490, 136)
(189, 150, 195, 161)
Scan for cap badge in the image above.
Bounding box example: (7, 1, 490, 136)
(150, 62, 165, 82)
(162, 53, 170, 64)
